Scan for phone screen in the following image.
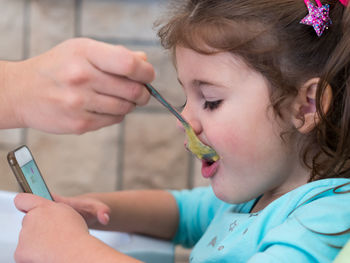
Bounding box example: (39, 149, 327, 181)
(20, 160, 53, 201)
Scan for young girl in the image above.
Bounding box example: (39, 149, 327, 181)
(14, 0, 350, 262)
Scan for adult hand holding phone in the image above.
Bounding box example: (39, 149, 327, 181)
(0, 38, 155, 134)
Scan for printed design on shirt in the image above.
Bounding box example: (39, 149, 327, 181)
(249, 212, 259, 217)
(229, 220, 238, 232)
(208, 236, 217, 247)
(242, 228, 248, 235)
(218, 245, 224, 251)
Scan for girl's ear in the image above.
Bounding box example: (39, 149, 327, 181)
(291, 78, 332, 134)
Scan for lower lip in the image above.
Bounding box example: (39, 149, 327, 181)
(201, 160, 219, 178)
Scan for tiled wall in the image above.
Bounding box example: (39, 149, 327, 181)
(0, 0, 209, 207)
(1, 0, 211, 261)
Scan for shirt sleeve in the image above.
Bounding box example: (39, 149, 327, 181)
(247, 190, 350, 263)
(170, 186, 228, 248)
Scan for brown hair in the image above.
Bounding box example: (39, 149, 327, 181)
(157, 0, 350, 181)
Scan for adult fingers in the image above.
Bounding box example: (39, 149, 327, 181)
(90, 72, 151, 106)
(86, 114, 125, 131)
(85, 92, 137, 116)
(84, 39, 155, 84)
(69, 112, 125, 134)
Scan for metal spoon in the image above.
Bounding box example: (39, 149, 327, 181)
(145, 83, 220, 162)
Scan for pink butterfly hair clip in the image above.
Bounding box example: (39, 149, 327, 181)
(300, 0, 349, 37)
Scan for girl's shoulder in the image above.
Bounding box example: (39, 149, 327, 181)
(233, 178, 350, 216)
(265, 178, 350, 234)
(244, 179, 350, 262)
(287, 178, 350, 206)
(268, 178, 350, 213)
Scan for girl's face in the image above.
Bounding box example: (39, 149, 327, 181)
(176, 46, 309, 204)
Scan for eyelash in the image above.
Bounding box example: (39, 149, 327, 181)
(179, 100, 187, 110)
(203, 100, 223, 111)
(179, 99, 222, 111)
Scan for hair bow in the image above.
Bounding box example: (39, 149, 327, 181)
(300, 0, 347, 37)
(339, 0, 348, 6)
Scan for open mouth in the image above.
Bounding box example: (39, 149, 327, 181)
(184, 141, 219, 178)
(201, 159, 219, 179)
(203, 159, 215, 167)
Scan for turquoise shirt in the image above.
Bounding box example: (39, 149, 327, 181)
(334, 240, 350, 263)
(171, 179, 350, 263)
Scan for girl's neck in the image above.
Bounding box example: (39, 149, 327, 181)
(250, 193, 283, 213)
(250, 165, 311, 213)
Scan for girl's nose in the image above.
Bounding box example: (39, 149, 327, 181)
(176, 106, 203, 136)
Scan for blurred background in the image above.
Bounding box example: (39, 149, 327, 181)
(0, 0, 210, 261)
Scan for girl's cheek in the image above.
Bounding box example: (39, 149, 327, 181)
(211, 126, 256, 162)
(211, 127, 240, 153)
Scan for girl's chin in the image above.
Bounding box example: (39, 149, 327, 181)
(211, 186, 234, 203)
(211, 187, 244, 204)
(209, 174, 253, 204)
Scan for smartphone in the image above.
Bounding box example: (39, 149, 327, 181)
(7, 145, 53, 201)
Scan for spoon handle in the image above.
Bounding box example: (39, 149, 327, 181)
(144, 83, 188, 127)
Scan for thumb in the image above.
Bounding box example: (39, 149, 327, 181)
(14, 193, 51, 213)
(84, 40, 155, 83)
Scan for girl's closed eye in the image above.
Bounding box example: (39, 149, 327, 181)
(204, 100, 223, 111)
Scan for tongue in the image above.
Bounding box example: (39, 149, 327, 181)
(201, 160, 218, 178)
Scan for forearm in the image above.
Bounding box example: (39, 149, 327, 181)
(85, 190, 179, 240)
(72, 235, 143, 263)
(0, 61, 23, 129)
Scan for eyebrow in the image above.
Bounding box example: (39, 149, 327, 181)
(177, 78, 218, 89)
